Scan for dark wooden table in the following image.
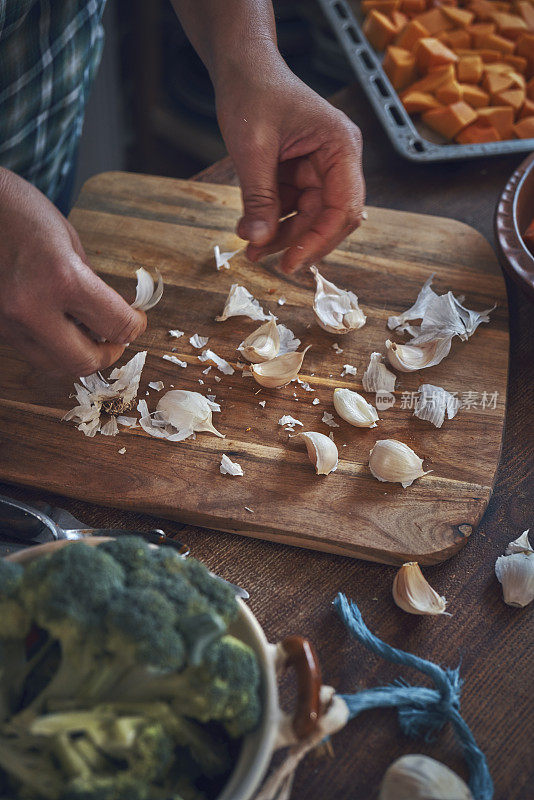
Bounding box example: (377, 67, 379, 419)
(2, 84, 533, 799)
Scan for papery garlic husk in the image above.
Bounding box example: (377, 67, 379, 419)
(333, 388, 378, 428)
(369, 439, 428, 487)
(251, 346, 311, 388)
(387, 274, 437, 331)
(414, 384, 459, 428)
(495, 552, 534, 608)
(238, 316, 280, 363)
(310, 266, 366, 334)
(379, 755, 473, 800)
(385, 337, 452, 372)
(505, 530, 533, 555)
(297, 432, 338, 475)
(393, 562, 448, 615)
(277, 323, 300, 355)
(215, 283, 269, 322)
(362, 352, 396, 393)
(131, 268, 164, 311)
(220, 453, 243, 476)
(138, 390, 224, 441)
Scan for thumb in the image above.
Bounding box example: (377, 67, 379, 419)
(236, 142, 280, 247)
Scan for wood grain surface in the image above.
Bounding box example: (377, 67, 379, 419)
(0, 84, 532, 800)
(0, 173, 508, 564)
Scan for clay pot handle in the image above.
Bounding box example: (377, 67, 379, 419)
(279, 635, 322, 740)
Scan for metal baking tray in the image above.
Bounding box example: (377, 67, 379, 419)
(317, 0, 534, 162)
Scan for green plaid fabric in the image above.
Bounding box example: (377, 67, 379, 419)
(0, 1, 106, 201)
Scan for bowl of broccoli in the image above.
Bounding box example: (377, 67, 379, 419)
(0, 536, 284, 800)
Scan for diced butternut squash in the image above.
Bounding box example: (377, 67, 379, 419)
(519, 98, 534, 119)
(399, 0, 427, 13)
(436, 79, 463, 104)
(469, 1, 510, 21)
(513, 116, 534, 137)
(442, 6, 474, 27)
(395, 19, 430, 50)
(477, 32, 515, 54)
(391, 10, 409, 32)
(456, 119, 501, 142)
(455, 48, 503, 62)
(457, 54, 484, 83)
(401, 64, 455, 94)
(361, 0, 400, 13)
(401, 90, 442, 113)
(384, 46, 417, 89)
(442, 29, 472, 49)
(527, 77, 534, 101)
(503, 55, 527, 74)
(508, 71, 526, 90)
(461, 83, 490, 107)
(515, 32, 534, 58)
(363, 10, 398, 51)
(482, 71, 514, 93)
(477, 106, 515, 136)
(422, 101, 477, 138)
(517, 2, 534, 33)
(415, 37, 458, 72)
(416, 8, 453, 35)
(467, 22, 496, 46)
(490, 12, 528, 39)
(493, 87, 526, 112)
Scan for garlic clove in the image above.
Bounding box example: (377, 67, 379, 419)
(251, 346, 311, 388)
(505, 529, 533, 555)
(333, 388, 378, 428)
(297, 431, 338, 475)
(379, 755, 473, 800)
(392, 562, 448, 616)
(238, 316, 280, 363)
(369, 439, 428, 487)
(310, 266, 366, 334)
(495, 552, 534, 608)
(385, 337, 452, 372)
(362, 352, 396, 393)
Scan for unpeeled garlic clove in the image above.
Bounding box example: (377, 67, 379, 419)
(369, 439, 428, 487)
(495, 552, 534, 608)
(251, 346, 311, 388)
(333, 388, 378, 428)
(392, 562, 448, 616)
(379, 755, 473, 800)
(385, 338, 452, 372)
(238, 316, 280, 363)
(310, 266, 366, 334)
(297, 431, 338, 475)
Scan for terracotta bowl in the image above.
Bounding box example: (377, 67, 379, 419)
(495, 151, 534, 300)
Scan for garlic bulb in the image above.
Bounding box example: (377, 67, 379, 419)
(298, 432, 338, 475)
(505, 530, 532, 555)
(392, 562, 448, 615)
(385, 338, 452, 372)
(333, 388, 378, 428)
(215, 283, 269, 322)
(495, 552, 534, 608)
(310, 266, 366, 334)
(238, 316, 280, 363)
(251, 346, 311, 388)
(379, 755, 473, 800)
(369, 439, 428, 487)
(362, 352, 396, 393)
(131, 268, 164, 311)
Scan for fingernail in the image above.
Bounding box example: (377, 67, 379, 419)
(246, 220, 270, 245)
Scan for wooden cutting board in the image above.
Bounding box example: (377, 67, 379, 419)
(0, 173, 509, 564)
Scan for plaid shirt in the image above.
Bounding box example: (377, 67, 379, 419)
(0, 0, 106, 201)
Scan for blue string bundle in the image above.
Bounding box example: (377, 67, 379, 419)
(334, 593, 493, 800)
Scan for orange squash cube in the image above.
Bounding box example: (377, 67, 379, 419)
(527, 77, 534, 101)
(442, 29, 471, 49)
(390, 10, 409, 33)
(467, 22, 496, 46)
(517, 1, 534, 33)
(435, 79, 463, 104)
(457, 55, 484, 83)
(513, 116, 534, 137)
(416, 8, 453, 35)
(363, 10, 398, 51)
(477, 106, 515, 136)
(456, 120, 501, 143)
(519, 98, 534, 119)
(493, 87, 526, 113)
(402, 91, 442, 114)
(490, 12, 528, 39)
(395, 19, 430, 50)
(415, 38, 458, 72)
(399, 0, 427, 13)
(461, 84, 490, 108)
(402, 64, 455, 94)
(384, 46, 418, 90)
(516, 33, 534, 59)
(482, 71, 514, 94)
(442, 6, 474, 27)
(422, 101, 477, 139)
(477, 33, 516, 55)
(361, 0, 400, 12)
(469, 1, 510, 21)
(455, 48, 503, 63)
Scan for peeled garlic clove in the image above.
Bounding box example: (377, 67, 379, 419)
(310, 266, 366, 334)
(505, 530, 533, 555)
(238, 316, 280, 363)
(495, 552, 534, 608)
(385, 338, 452, 372)
(251, 346, 311, 388)
(369, 439, 428, 487)
(297, 432, 338, 475)
(379, 755, 473, 800)
(333, 388, 378, 428)
(393, 562, 448, 616)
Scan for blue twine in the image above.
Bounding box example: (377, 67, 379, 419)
(333, 593, 493, 800)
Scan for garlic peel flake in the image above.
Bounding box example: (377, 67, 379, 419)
(362, 352, 396, 393)
(298, 431, 338, 475)
(131, 268, 164, 311)
(198, 349, 235, 375)
(311, 266, 366, 334)
(189, 334, 209, 349)
(216, 284, 269, 322)
(414, 384, 459, 428)
(369, 439, 428, 487)
(333, 388, 378, 428)
(392, 562, 449, 616)
(220, 453, 243, 476)
(277, 324, 300, 355)
(214, 245, 240, 271)
(505, 530, 533, 555)
(279, 415, 303, 429)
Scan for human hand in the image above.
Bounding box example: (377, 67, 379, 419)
(0, 169, 146, 376)
(215, 50, 365, 273)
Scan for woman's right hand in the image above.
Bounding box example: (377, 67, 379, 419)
(0, 169, 146, 377)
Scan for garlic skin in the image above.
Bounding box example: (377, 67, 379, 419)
(310, 266, 366, 334)
(333, 388, 378, 428)
(505, 530, 532, 555)
(220, 454, 243, 476)
(238, 316, 280, 363)
(414, 384, 459, 428)
(369, 439, 428, 487)
(385, 337, 452, 372)
(495, 552, 534, 608)
(393, 562, 448, 616)
(379, 755, 473, 800)
(388, 274, 437, 331)
(362, 352, 396, 393)
(251, 346, 311, 389)
(131, 268, 164, 311)
(215, 283, 269, 322)
(298, 432, 338, 475)
(138, 390, 224, 441)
